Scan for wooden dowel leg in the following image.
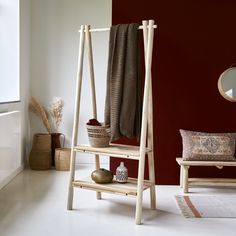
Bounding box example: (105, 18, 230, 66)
(67, 151, 76, 210)
(135, 154, 146, 225)
(67, 25, 86, 210)
(85, 25, 101, 200)
(95, 154, 101, 199)
(85, 25, 97, 118)
(143, 20, 156, 210)
(148, 152, 156, 210)
(135, 20, 155, 225)
(183, 166, 189, 193)
(180, 165, 183, 188)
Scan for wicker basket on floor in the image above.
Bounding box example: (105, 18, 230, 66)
(86, 124, 110, 147)
(29, 133, 52, 170)
(29, 150, 52, 170)
(32, 133, 51, 150)
(55, 148, 71, 171)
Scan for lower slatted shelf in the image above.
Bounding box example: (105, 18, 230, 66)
(72, 176, 153, 197)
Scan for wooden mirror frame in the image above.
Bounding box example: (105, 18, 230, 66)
(218, 67, 236, 102)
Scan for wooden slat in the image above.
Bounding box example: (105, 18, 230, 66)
(79, 25, 157, 33)
(72, 176, 153, 197)
(176, 158, 236, 167)
(74, 144, 152, 160)
(189, 178, 236, 187)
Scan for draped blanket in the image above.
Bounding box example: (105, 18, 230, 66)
(104, 23, 141, 141)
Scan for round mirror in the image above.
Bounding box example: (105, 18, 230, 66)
(218, 67, 236, 102)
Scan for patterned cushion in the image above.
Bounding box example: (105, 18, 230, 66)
(180, 129, 236, 161)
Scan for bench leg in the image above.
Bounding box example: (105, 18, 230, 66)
(180, 165, 183, 188)
(183, 165, 189, 193)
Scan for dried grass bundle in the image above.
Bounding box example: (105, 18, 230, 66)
(49, 97, 64, 132)
(29, 97, 52, 133)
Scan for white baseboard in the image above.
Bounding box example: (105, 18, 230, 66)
(0, 165, 24, 190)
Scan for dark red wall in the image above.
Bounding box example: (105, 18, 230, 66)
(110, 0, 236, 184)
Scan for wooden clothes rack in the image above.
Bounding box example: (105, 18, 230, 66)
(67, 20, 157, 225)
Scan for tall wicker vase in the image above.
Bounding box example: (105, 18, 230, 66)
(29, 133, 52, 170)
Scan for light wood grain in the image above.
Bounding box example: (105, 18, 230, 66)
(85, 25, 101, 200)
(180, 165, 183, 188)
(85, 25, 97, 118)
(67, 25, 86, 210)
(183, 165, 189, 193)
(72, 176, 153, 197)
(176, 158, 236, 192)
(135, 20, 155, 225)
(74, 144, 151, 160)
(79, 25, 157, 33)
(143, 20, 156, 210)
(176, 158, 236, 167)
(189, 178, 236, 187)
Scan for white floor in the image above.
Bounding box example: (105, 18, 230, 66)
(0, 165, 236, 236)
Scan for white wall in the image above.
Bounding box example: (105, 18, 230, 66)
(0, 0, 20, 103)
(0, 0, 31, 160)
(30, 0, 112, 163)
(0, 0, 31, 188)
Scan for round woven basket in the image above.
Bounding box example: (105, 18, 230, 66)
(86, 124, 110, 147)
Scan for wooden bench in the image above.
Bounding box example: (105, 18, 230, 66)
(176, 158, 236, 193)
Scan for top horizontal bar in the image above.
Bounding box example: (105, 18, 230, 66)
(78, 25, 157, 33)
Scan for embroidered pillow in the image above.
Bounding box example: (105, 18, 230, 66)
(180, 129, 236, 161)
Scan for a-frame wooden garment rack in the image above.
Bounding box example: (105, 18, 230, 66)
(67, 20, 157, 225)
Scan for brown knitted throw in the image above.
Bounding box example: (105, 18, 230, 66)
(104, 23, 141, 142)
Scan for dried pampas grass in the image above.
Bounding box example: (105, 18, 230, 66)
(29, 97, 52, 133)
(49, 97, 64, 132)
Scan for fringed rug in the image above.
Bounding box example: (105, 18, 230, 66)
(175, 195, 236, 218)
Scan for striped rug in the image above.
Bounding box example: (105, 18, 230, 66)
(175, 195, 236, 218)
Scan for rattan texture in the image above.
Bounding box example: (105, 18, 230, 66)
(86, 124, 110, 147)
